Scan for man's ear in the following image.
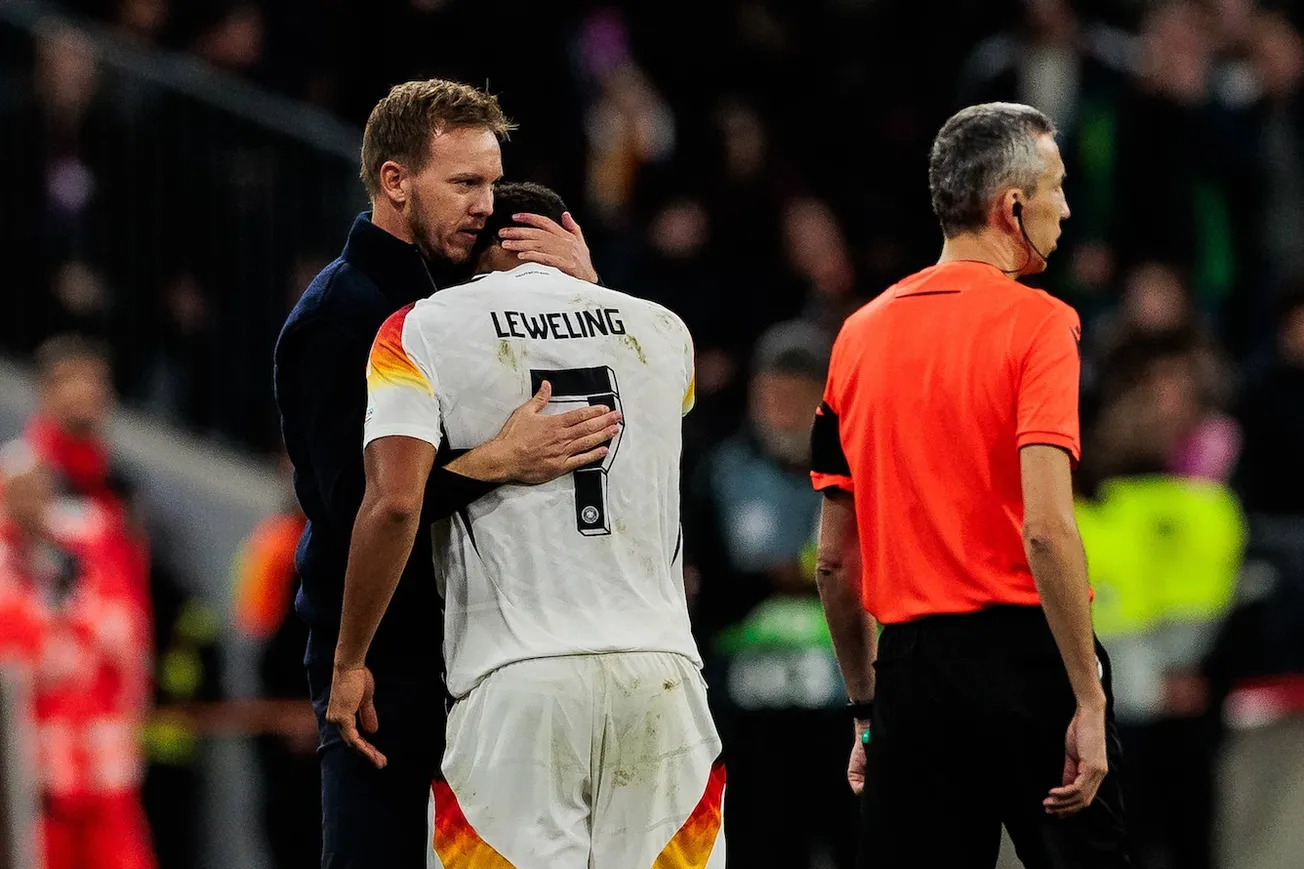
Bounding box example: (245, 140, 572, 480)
(998, 189, 1021, 232)
(378, 160, 408, 207)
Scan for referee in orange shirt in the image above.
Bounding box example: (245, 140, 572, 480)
(812, 103, 1129, 868)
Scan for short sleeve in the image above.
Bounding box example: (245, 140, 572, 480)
(681, 324, 696, 417)
(810, 326, 853, 493)
(1016, 303, 1082, 465)
(363, 304, 443, 449)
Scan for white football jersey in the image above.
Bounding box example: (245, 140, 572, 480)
(363, 264, 701, 698)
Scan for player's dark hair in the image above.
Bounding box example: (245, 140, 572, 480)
(360, 79, 515, 199)
(928, 103, 1056, 239)
(472, 181, 569, 261)
(34, 333, 110, 382)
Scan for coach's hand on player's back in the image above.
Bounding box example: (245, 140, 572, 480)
(326, 664, 387, 769)
(498, 212, 599, 283)
(486, 380, 622, 484)
(1044, 703, 1108, 817)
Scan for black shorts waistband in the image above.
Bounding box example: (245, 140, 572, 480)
(878, 604, 1060, 660)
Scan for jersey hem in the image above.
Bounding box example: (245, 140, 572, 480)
(1015, 431, 1080, 464)
(363, 423, 442, 449)
(811, 471, 854, 493)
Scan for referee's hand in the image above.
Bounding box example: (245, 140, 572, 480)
(847, 720, 870, 795)
(326, 664, 387, 769)
(1044, 704, 1108, 817)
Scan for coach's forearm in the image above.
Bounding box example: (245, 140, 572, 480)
(1025, 523, 1106, 710)
(334, 494, 423, 670)
(445, 443, 512, 483)
(817, 566, 877, 702)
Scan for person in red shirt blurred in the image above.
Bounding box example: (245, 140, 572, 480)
(25, 335, 149, 603)
(0, 440, 155, 869)
(26, 336, 119, 518)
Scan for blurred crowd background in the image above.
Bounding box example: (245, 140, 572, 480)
(1, 0, 1304, 867)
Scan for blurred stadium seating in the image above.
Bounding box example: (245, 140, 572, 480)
(2, 0, 1304, 867)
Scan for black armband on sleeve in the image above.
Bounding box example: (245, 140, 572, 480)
(810, 401, 851, 477)
(422, 464, 499, 523)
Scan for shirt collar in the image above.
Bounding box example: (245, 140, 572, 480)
(341, 212, 438, 306)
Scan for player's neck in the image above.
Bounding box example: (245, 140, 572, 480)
(937, 232, 1022, 278)
(475, 248, 524, 276)
(370, 200, 416, 246)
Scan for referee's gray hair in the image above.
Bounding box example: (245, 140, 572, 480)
(928, 103, 1056, 239)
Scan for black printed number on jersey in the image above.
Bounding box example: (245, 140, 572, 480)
(530, 367, 624, 536)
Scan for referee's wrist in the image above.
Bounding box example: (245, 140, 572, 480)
(847, 698, 874, 722)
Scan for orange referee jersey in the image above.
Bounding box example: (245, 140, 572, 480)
(810, 261, 1082, 624)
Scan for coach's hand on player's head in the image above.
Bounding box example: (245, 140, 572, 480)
(326, 664, 387, 769)
(488, 380, 622, 485)
(1044, 703, 1109, 817)
(498, 212, 599, 283)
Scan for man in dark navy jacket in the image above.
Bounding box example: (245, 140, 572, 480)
(274, 80, 615, 869)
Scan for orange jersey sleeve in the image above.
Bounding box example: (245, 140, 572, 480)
(1015, 301, 1082, 465)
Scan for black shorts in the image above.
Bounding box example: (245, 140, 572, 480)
(861, 605, 1130, 869)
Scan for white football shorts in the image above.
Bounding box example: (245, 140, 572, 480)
(432, 650, 725, 868)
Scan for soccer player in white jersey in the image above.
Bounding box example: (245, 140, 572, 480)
(327, 182, 725, 868)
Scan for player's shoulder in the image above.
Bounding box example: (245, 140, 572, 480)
(615, 292, 692, 342)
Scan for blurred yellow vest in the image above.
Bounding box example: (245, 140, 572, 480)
(1076, 476, 1246, 638)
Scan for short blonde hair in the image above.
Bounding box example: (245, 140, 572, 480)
(360, 79, 514, 198)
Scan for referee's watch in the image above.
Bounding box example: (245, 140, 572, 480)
(846, 699, 874, 722)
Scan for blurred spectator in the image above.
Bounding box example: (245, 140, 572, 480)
(1235, 286, 1304, 514)
(1082, 333, 1248, 869)
(26, 335, 159, 616)
(604, 185, 743, 454)
(1085, 263, 1241, 485)
(142, 274, 216, 433)
(0, 442, 155, 869)
(112, 0, 170, 45)
(578, 9, 676, 221)
(27, 336, 119, 513)
(685, 320, 855, 869)
(1108, 1, 1261, 334)
(1078, 470, 1244, 869)
(957, 0, 1087, 135)
(781, 197, 860, 334)
(49, 261, 113, 340)
(1250, 11, 1304, 282)
(230, 457, 318, 869)
(1086, 334, 1240, 490)
(187, 3, 265, 77)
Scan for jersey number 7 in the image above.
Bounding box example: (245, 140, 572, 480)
(530, 367, 624, 536)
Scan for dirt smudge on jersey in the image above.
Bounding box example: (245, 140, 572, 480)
(621, 334, 647, 364)
(496, 339, 519, 371)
